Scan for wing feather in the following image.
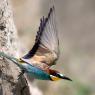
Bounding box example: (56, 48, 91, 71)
(21, 6, 59, 66)
(40, 7, 59, 55)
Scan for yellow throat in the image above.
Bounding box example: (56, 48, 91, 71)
(50, 75, 61, 81)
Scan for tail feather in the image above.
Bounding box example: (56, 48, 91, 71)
(0, 52, 22, 69)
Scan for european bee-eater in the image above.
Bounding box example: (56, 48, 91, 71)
(0, 6, 72, 81)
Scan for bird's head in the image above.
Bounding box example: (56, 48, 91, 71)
(48, 69, 72, 81)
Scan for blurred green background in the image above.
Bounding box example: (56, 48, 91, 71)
(12, 0, 95, 95)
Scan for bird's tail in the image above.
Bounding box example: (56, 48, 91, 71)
(0, 52, 22, 69)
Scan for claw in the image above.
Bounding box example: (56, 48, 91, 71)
(18, 70, 25, 80)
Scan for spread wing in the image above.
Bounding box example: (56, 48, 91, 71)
(21, 7, 59, 66)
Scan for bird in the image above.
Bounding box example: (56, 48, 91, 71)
(0, 6, 72, 81)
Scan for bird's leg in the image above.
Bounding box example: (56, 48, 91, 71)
(18, 70, 25, 80)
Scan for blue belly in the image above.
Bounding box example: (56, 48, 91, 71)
(21, 63, 50, 80)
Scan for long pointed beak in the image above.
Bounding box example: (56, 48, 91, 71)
(61, 76, 72, 81)
(50, 74, 72, 81)
(57, 73, 72, 81)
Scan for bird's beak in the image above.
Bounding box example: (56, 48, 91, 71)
(50, 73, 72, 81)
(57, 73, 72, 81)
(60, 76, 72, 81)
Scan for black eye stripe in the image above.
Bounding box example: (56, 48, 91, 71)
(51, 72, 60, 77)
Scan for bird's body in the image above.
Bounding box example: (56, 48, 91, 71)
(0, 6, 72, 81)
(20, 63, 51, 80)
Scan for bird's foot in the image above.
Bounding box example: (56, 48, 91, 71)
(18, 70, 25, 80)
